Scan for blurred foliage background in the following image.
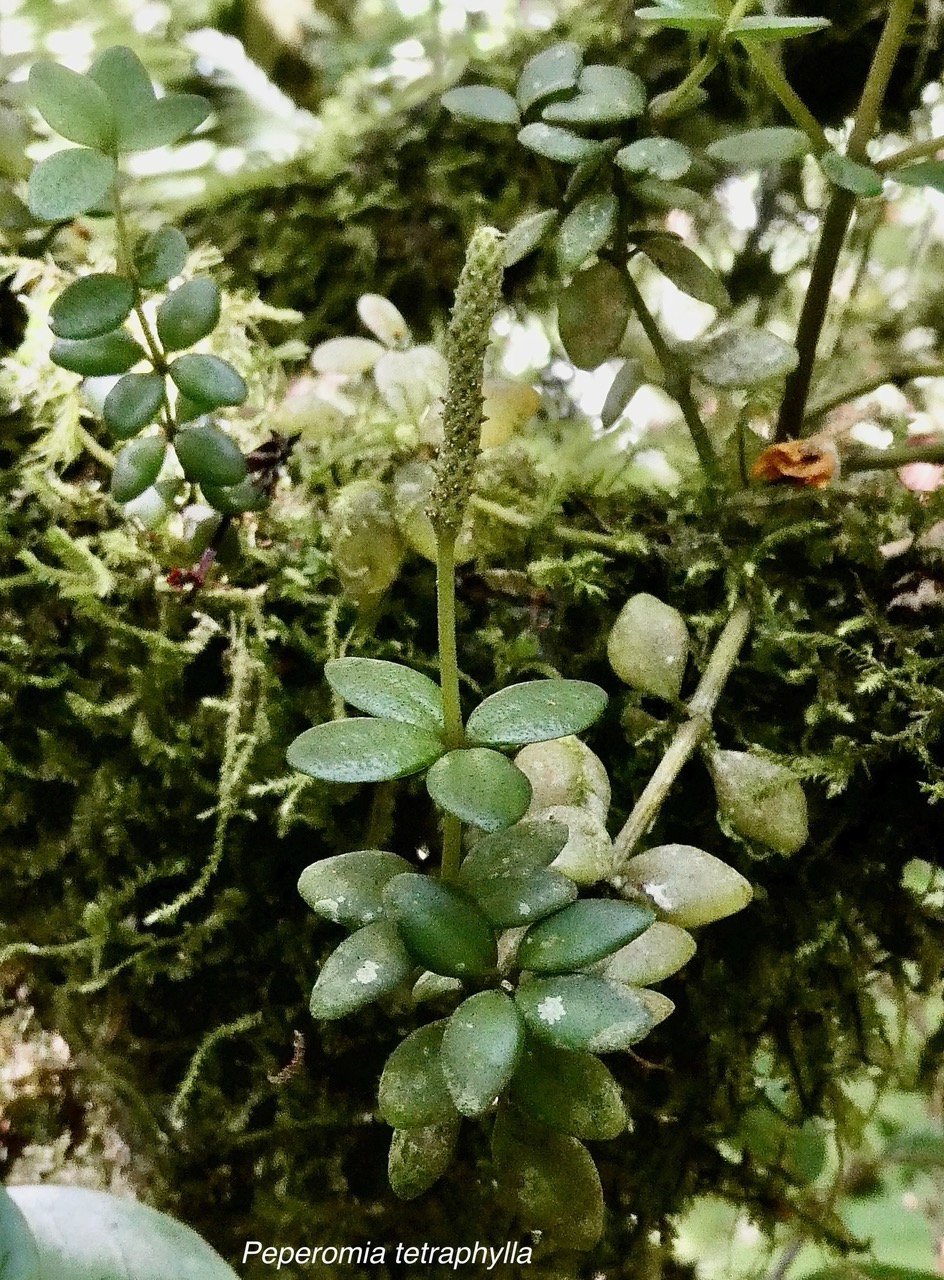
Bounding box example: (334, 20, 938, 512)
(2, 1, 944, 1278)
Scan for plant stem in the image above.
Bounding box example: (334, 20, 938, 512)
(469, 495, 642, 551)
(775, 0, 916, 442)
(436, 532, 464, 882)
(650, 0, 755, 120)
(805, 361, 944, 422)
(741, 42, 828, 153)
(611, 604, 752, 868)
(876, 133, 944, 171)
(844, 442, 944, 472)
(623, 269, 725, 491)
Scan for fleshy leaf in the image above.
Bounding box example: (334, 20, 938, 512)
(557, 261, 630, 367)
(49, 274, 134, 340)
(325, 657, 444, 729)
(441, 990, 524, 1116)
(641, 237, 729, 310)
(383, 873, 497, 980)
(457, 818, 577, 925)
(115, 93, 211, 151)
(517, 123, 609, 164)
(135, 226, 188, 287)
(287, 717, 444, 783)
(599, 921, 696, 986)
(379, 1021, 458, 1128)
(635, 6, 724, 32)
(503, 209, 558, 267)
(515, 974, 656, 1051)
(616, 136, 693, 180)
(707, 126, 811, 168)
(308, 920, 412, 1018)
(175, 425, 246, 488)
(615, 843, 753, 927)
(708, 748, 808, 855)
(695, 327, 798, 388)
(111, 437, 167, 503)
(556, 193, 618, 274)
(51, 330, 143, 378)
(388, 1121, 460, 1200)
(458, 818, 569, 879)
(466, 679, 607, 747)
(156, 277, 222, 351)
(200, 477, 267, 515)
(103, 373, 166, 439)
(509, 1040, 626, 1138)
(461, 865, 576, 928)
(601, 358, 645, 429)
(28, 61, 115, 150)
(543, 65, 645, 126)
(88, 47, 157, 123)
(820, 150, 884, 198)
(441, 86, 520, 126)
(516, 42, 582, 112)
(731, 16, 830, 42)
(894, 160, 944, 193)
(516, 899, 655, 974)
(608, 593, 690, 700)
(169, 354, 247, 409)
(298, 850, 413, 927)
(426, 748, 532, 832)
(27, 148, 116, 221)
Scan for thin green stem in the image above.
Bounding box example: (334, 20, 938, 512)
(741, 42, 829, 153)
(806, 361, 944, 422)
(435, 532, 464, 882)
(652, 49, 718, 121)
(469, 495, 641, 551)
(623, 269, 724, 490)
(775, 0, 916, 442)
(844, 442, 944, 472)
(610, 604, 752, 869)
(876, 132, 944, 172)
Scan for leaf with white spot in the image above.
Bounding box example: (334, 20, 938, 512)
(297, 850, 413, 927)
(308, 921, 412, 1018)
(514, 974, 656, 1051)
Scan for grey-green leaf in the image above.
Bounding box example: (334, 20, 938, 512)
(441, 990, 524, 1116)
(388, 1121, 459, 1200)
(287, 717, 443, 783)
(509, 1041, 627, 1138)
(103, 372, 166, 439)
(635, 6, 724, 32)
(515, 974, 656, 1052)
(731, 16, 830, 42)
(308, 921, 413, 1019)
(503, 209, 558, 267)
(378, 1021, 458, 1127)
(556, 193, 617, 274)
(169, 354, 247, 409)
(51, 330, 143, 377)
(441, 86, 520, 126)
(894, 160, 944, 193)
(0, 1186, 39, 1280)
(28, 61, 115, 150)
(616, 843, 753, 928)
(135, 226, 188, 287)
(110, 437, 167, 503)
(50, 273, 134, 340)
(174, 424, 247, 488)
(325, 657, 444, 729)
(820, 150, 884, 198)
(543, 65, 645, 126)
(5, 1184, 239, 1280)
(616, 136, 693, 180)
(156, 277, 222, 351)
(461, 866, 577, 928)
(517, 123, 608, 164)
(88, 47, 157, 125)
(695, 327, 798, 388)
(200, 477, 267, 515)
(426, 748, 531, 832)
(642, 237, 730, 309)
(517, 899, 655, 974)
(459, 817, 570, 880)
(382, 873, 497, 980)
(466, 679, 607, 747)
(27, 148, 117, 221)
(557, 260, 630, 367)
(516, 42, 582, 112)
(298, 849, 412, 927)
(706, 127, 812, 168)
(708, 748, 808, 855)
(116, 93, 211, 152)
(601, 358, 645, 428)
(608, 593, 690, 700)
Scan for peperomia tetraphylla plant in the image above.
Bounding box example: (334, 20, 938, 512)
(285, 228, 790, 1247)
(24, 47, 283, 587)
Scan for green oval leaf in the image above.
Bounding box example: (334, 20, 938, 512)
(516, 42, 582, 113)
(88, 47, 157, 125)
(601, 358, 645, 429)
(6, 1184, 239, 1280)
(28, 61, 115, 150)
(0, 1186, 39, 1280)
(557, 260, 630, 367)
(556, 193, 617, 274)
(426, 748, 532, 832)
(103, 372, 166, 439)
(459, 818, 569, 878)
(636, 6, 724, 32)
(49, 273, 134, 340)
(608, 593, 690, 700)
(156, 277, 222, 351)
(308, 920, 413, 1019)
(695, 327, 798, 388)
(599, 920, 696, 986)
(462, 866, 577, 929)
(117, 93, 211, 152)
(169, 354, 247, 409)
(616, 843, 753, 927)
(641, 237, 730, 310)
(382, 872, 497, 980)
(509, 1040, 626, 1138)
(515, 974, 656, 1051)
(174, 424, 247, 488)
(706, 126, 812, 168)
(51, 329, 144, 377)
(894, 160, 944, 192)
(378, 1021, 458, 1127)
(388, 1120, 460, 1200)
(466, 679, 607, 747)
(517, 899, 655, 974)
(708, 749, 808, 854)
(517, 123, 608, 164)
(200, 476, 267, 515)
(441, 990, 524, 1116)
(731, 16, 830, 42)
(110, 437, 167, 503)
(820, 150, 884, 197)
(616, 136, 692, 180)
(287, 717, 443, 784)
(441, 85, 520, 126)
(491, 1106, 604, 1250)
(298, 849, 413, 927)
(325, 658, 444, 730)
(543, 65, 645, 126)
(27, 148, 117, 221)
(502, 208, 558, 267)
(135, 226, 188, 287)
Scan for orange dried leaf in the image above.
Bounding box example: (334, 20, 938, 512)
(751, 440, 837, 488)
